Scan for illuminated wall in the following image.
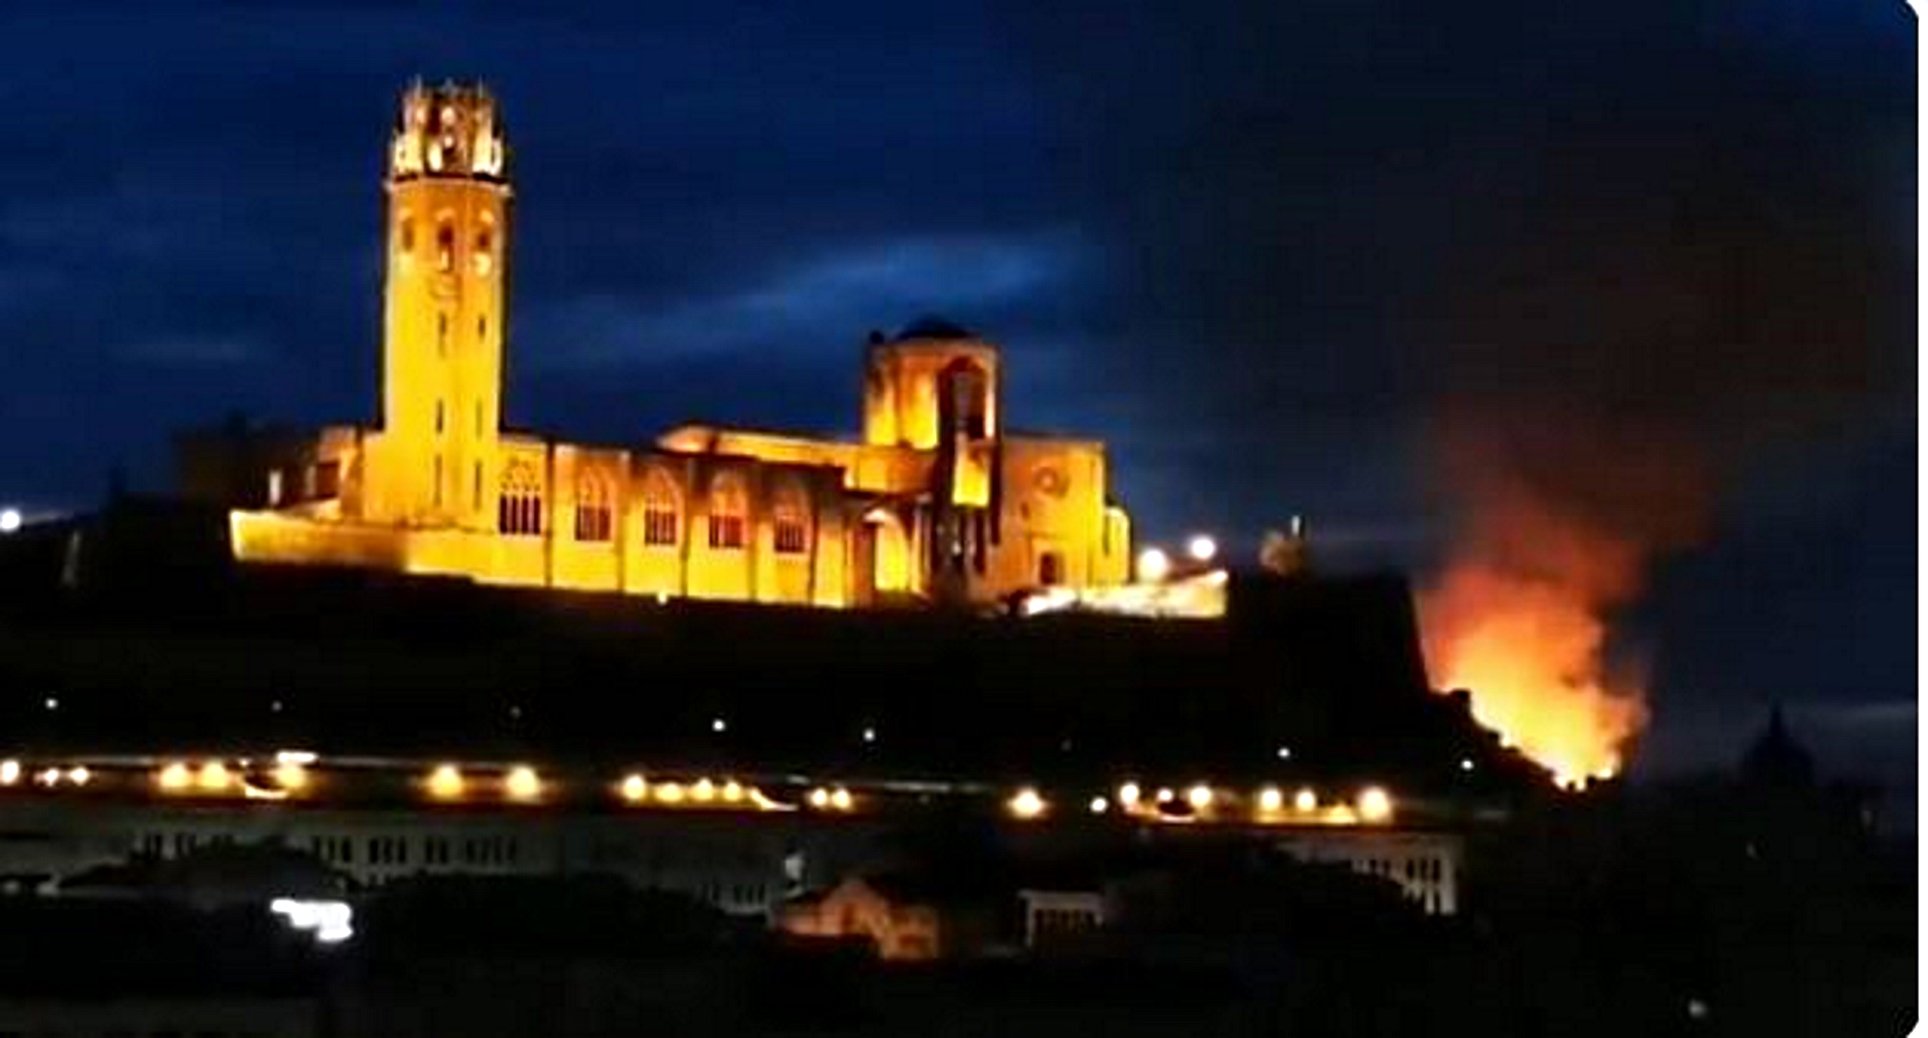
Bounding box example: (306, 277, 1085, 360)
(205, 80, 1134, 611)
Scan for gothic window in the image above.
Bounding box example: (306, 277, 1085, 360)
(497, 461, 543, 536)
(574, 472, 613, 542)
(772, 481, 809, 555)
(436, 222, 455, 273)
(400, 218, 416, 253)
(641, 468, 679, 546)
(433, 454, 443, 507)
(706, 471, 746, 550)
(435, 399, 445, 435)
(437, 313, 449, 356)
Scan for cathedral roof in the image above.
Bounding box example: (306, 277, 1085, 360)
(891, 315, 977, 342)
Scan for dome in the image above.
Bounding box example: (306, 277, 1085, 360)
(891, 315, 976, 343)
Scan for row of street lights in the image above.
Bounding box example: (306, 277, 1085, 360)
(1136, 533, 1218, 583)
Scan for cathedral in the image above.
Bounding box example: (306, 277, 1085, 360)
(181, 82, 1133, 609)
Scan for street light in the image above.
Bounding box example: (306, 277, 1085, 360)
(1186, 534, 1217, 563)
(1137, 547, 1171, 582)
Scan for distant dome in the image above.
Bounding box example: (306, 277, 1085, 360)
(892, 315, 976, 342)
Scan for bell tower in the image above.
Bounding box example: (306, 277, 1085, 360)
(375, 80, 509, 527)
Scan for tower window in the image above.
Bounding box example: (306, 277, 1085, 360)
(574, 474, 613, 542)
(772, 482, 808, 555)
(400, 219, 416, 252)
(706, 472, 746, 550)
(433, 454, 444, 507)
(475, 402, 483, 436)
(435, 399, 445, 434)
(436, 223, 455, 272)
(497, 463, 543, 536)
(437, 313, 449, 356)
(472, 461, 482, 510)
(641, 468, 679, 546)
(478, 315, 488, 340)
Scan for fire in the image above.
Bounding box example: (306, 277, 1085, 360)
(1418, 456, 1665, 788)
(1422, 561, 1647, 786)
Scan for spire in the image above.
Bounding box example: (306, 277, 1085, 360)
(1740, 702, 1816, 789)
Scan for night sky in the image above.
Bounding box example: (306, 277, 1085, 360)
(0, 3, 1911, 798)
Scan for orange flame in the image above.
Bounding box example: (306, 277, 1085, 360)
(1419, 463, 1663, 788)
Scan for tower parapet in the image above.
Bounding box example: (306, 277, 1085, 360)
(389, 81, 507, 183)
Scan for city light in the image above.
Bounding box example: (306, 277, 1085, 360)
(1116, 781, 1141, 808)
(1257, 786, 1283, 812)
(1089, 796, 1109, 814)
(1007, 787, 1046, 820)
(722, 780, 744, 803)
(1357, 786, 1393, 823)
(270, 897, 353, 945)
(1275, 745, 1292, 760)
(1137, 547, 1171, 582)
(829, 787, 853, 811)
(692, 778, 716, 802)
(158, 762, 192, 791)
(42, 697, 56, 712)
(0, 760, 19, 786)
(620, 774, 647, 803)
(66, 766, 90, 787)
(808, 787, 829, 809)
(0, 508, 19, 534)
(710, 717, 728, 734)
(1186, 534, 1217, 563)
(35, 768, 59, 786)
(1186, 783, 1214, 810)
(1294, 787, 1318, 812)
(1155, 787, 1175, 805)
(273, 761, 309, 791)
(197, 761, 232, 792)
(654, 781, 686, 804)
(426, 764, 464, 800)
(861, 726, 877, 744)
(504, 766, 541, 801)
(1459, 757, 1475, 773)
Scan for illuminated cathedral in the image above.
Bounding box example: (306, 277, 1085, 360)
(183, 82, 1133, 608)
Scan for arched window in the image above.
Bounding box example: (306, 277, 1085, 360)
(939, 358, 990, 440)
(497, 460, 543, 536)
(772, 481, 809, 555)
(435, 221, 455, 273)
(399, 218, 416, 253)
(573, 472, 612, 542)
(473, 220, 495, 276)
(706, 472, 746, 550)
(641, 468, 680, 546)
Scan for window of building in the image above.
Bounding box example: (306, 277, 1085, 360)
(266, 469, 284, 507)
(436, 222, 455, 272)
(574, 473, 613, 542)
(472, 461, 482, 510)
(400, 218, 416, 253)
(772, 482, 808, 554)
(478, 314, 488, 340)
(1037, 551, 1062, 587)
(436, 399, 445, 434)
(314, 460, 341, 498)
(433, 454, 444, 507)
(642, 468, 679, 546)
(437, 312, 449, 356)
(497, 462, 543, 536)
(706, 472, 746, 549)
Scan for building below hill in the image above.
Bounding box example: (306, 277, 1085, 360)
(178, 82, 1132, 610)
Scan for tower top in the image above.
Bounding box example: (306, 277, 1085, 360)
(389, 80, 507, 184)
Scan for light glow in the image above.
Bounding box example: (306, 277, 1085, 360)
(504, 766, 541, 801)
(829, 787, 853, 811)
(1007, 787, 1046, 820)
(197, 761, 232, 792)
(1257, 786, 1283, 812)
(808, 787, 830, 809)
(0, 760, 18, 786)
(1186, 783, 1213, 810)
(1357, 786, 1393, 823)
(270, 897, 353, 944)
(1137, 547, 1171, 582)
(654, 781, 686, 804)
(426, 764, 465, 799)
(1089, 796, 1109, 814)
(0, 508, 20, 534)
(620, 774, 648, 803)
(1155, 787, 1175, 805)
(722, 780, 744, 803)
(1117, 782, 1141, 808)
(1186, 534, 1217, 563)
(273, 762, 309, 791)
(158, 762, 192, 791)
(1294, 787, 1318, 812)
(66, 766, 90, 786)
(691, 778, 716, 802)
